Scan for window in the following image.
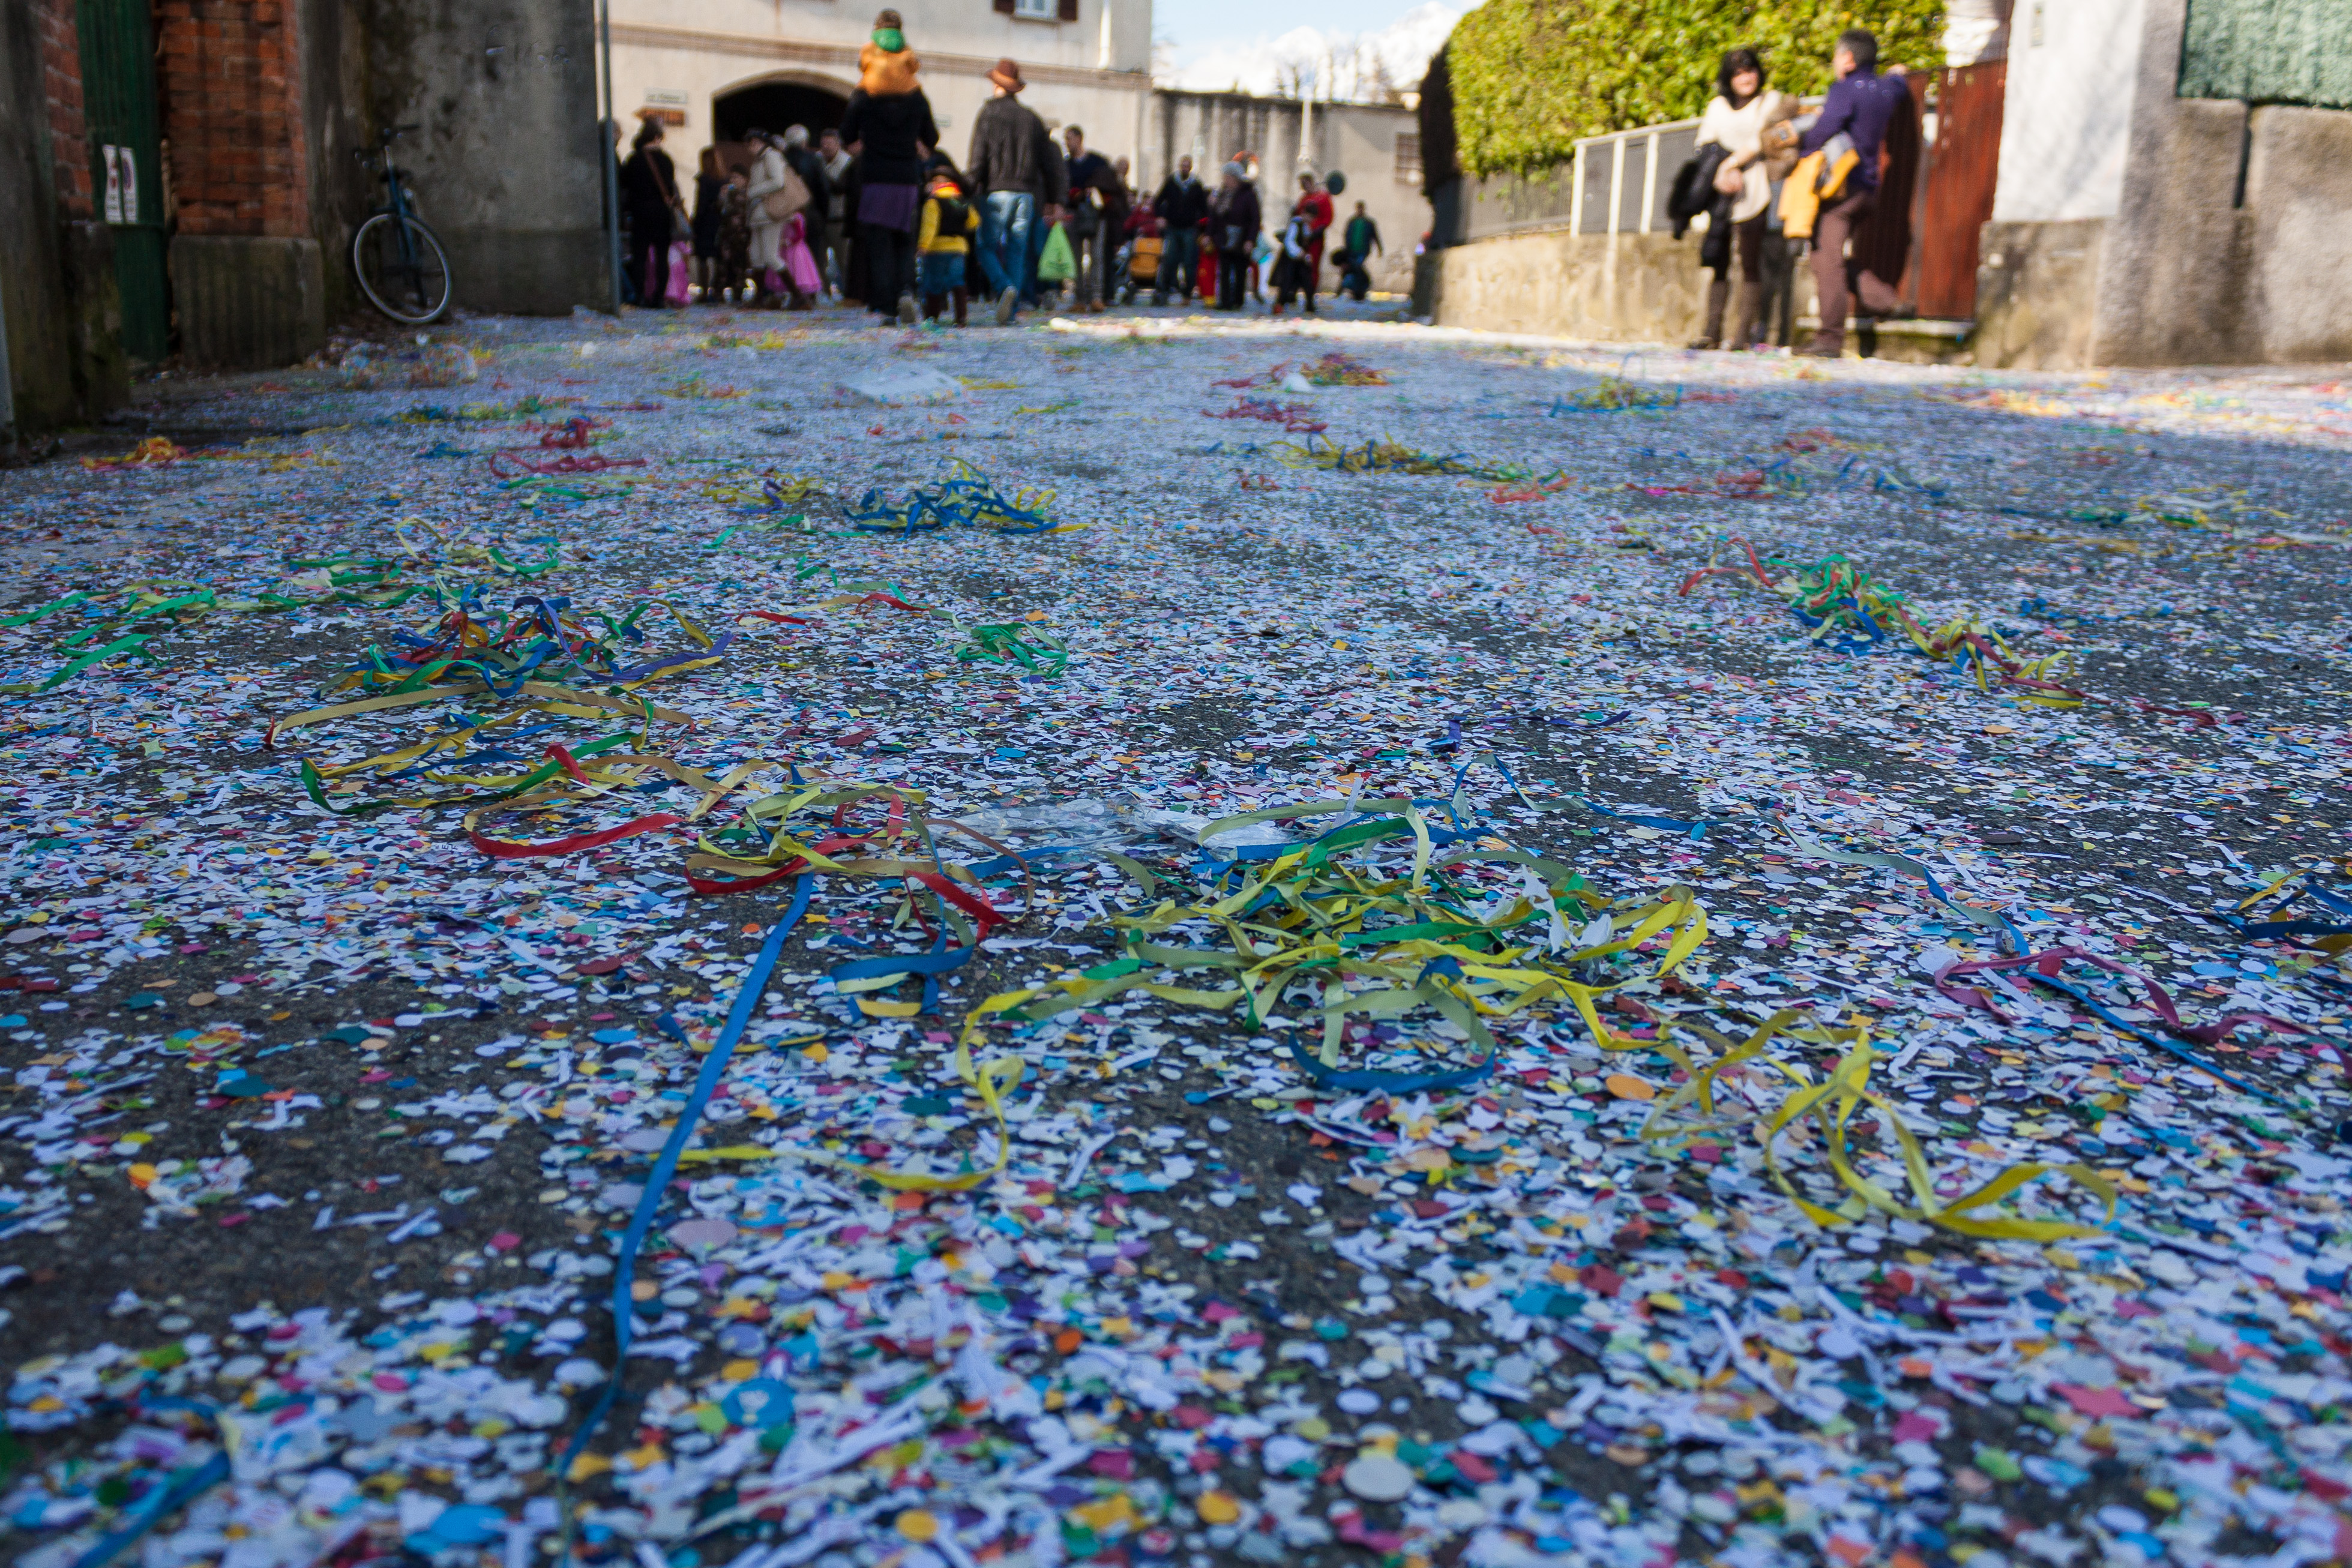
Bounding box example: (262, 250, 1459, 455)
(1013, 0, 1054, 17)
(1394, 131, 1422, 185)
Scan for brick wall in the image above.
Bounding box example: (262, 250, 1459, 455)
(37, 0, 92, 220)
(155, 0, 312, 236)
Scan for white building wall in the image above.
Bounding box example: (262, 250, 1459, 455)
(611, 0, 1153, 170)
(1990, 0, 2147, 222)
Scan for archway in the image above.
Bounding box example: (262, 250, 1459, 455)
(714, 77, 850, 146)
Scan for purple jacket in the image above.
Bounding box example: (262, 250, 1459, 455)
(1799, 69, 1899, 192)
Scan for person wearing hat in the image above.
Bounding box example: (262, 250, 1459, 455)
(965, 58, 1067, 325)
(838, 10, 940, 325)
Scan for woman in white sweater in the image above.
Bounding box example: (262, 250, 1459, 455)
(743, 131, 794, 306)
(1691, 49, 1796, 350)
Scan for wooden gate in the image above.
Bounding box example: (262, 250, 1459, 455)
(75, 0, 170, 364)
(1913, 62, 2006, 320)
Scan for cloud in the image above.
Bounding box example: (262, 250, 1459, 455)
(1163, 0, 1467, 98)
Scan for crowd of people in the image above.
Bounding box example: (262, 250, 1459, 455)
(613, 10, 1385, 325)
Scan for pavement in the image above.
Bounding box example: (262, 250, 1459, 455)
(4, 300, 2351, 1568)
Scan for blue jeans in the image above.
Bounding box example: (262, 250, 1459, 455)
(976, 191, 1035, 303)
(1155, 227, 1199, 300)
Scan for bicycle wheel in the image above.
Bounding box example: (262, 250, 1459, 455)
(353, 211, 453, 324)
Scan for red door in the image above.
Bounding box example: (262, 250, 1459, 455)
(1914, 62, 2006, 320)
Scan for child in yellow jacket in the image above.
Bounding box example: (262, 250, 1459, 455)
(917, 155, 981, 325)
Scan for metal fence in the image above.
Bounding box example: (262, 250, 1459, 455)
(1462, 118, 1703, 242)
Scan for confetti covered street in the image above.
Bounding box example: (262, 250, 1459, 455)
(6, 310, 2352, 1568)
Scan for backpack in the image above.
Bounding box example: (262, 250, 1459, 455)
(928, 182, 972, 236)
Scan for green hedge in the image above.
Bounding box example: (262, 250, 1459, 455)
(1448, 1, 1946, 176)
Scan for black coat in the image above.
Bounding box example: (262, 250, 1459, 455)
(1667, 143, 1727, 236)
(621, 146, 678, 222)
(838, 89, 938, 188)
(965, 95, 1066, 203)
(691, 172, 724, 254)
(1668, 142, 1737, 271)
(1153, 173, 1208, 229)
(1208, 181, 1259, 254)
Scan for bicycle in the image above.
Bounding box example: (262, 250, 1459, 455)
(352, 124, 453, 324)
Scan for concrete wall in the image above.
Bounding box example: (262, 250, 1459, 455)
(1418, 230, 1708, 343)
(1988, 0, 2144, 223)
(610, 0, 1154, 186)
(1972, 218, 2104, 368)
(300, 0, 377, 326)
(172, 236, 328, 370)
(369, 0, 607, 316)
(1140, 92, 1426, 292)
(2244, 106, 2352, 362)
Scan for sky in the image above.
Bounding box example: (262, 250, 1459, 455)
(1159, 0, 1467, 99)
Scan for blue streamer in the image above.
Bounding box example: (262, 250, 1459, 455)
(830, 933, 976, 1016)
(552, 873, 814, 1480)
(70, 1453, 230, 1568)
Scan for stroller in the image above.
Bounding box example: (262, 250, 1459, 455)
(1119, 233, 1163, 304)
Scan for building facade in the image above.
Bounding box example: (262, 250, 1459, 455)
(609, 0, 1153, 175)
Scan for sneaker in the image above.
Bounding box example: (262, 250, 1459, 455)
(897, 293, 919, 325)
(994, 286, 1018, 325)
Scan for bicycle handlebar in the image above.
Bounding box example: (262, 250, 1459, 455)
(355, 123, 421, 167)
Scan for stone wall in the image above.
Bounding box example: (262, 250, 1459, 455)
(1972, 219, 2104, 369)
(1418, 229, 1710, 344)
(2244, 107, 2352, 364)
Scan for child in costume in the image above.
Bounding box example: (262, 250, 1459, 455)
(859, 8, 919, 95)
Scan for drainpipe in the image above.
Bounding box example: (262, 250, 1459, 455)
(599, 0, 624, 313)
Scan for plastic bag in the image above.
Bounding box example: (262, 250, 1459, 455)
(337, 342, 478, 391)
(954, 797, 1147, 852)
(1036, 222, 1075, 283)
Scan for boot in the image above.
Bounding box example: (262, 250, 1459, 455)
(1690, 275, 1729, 349)
(1728, 280, 1762, 350)
(952, 287, 968, 327)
